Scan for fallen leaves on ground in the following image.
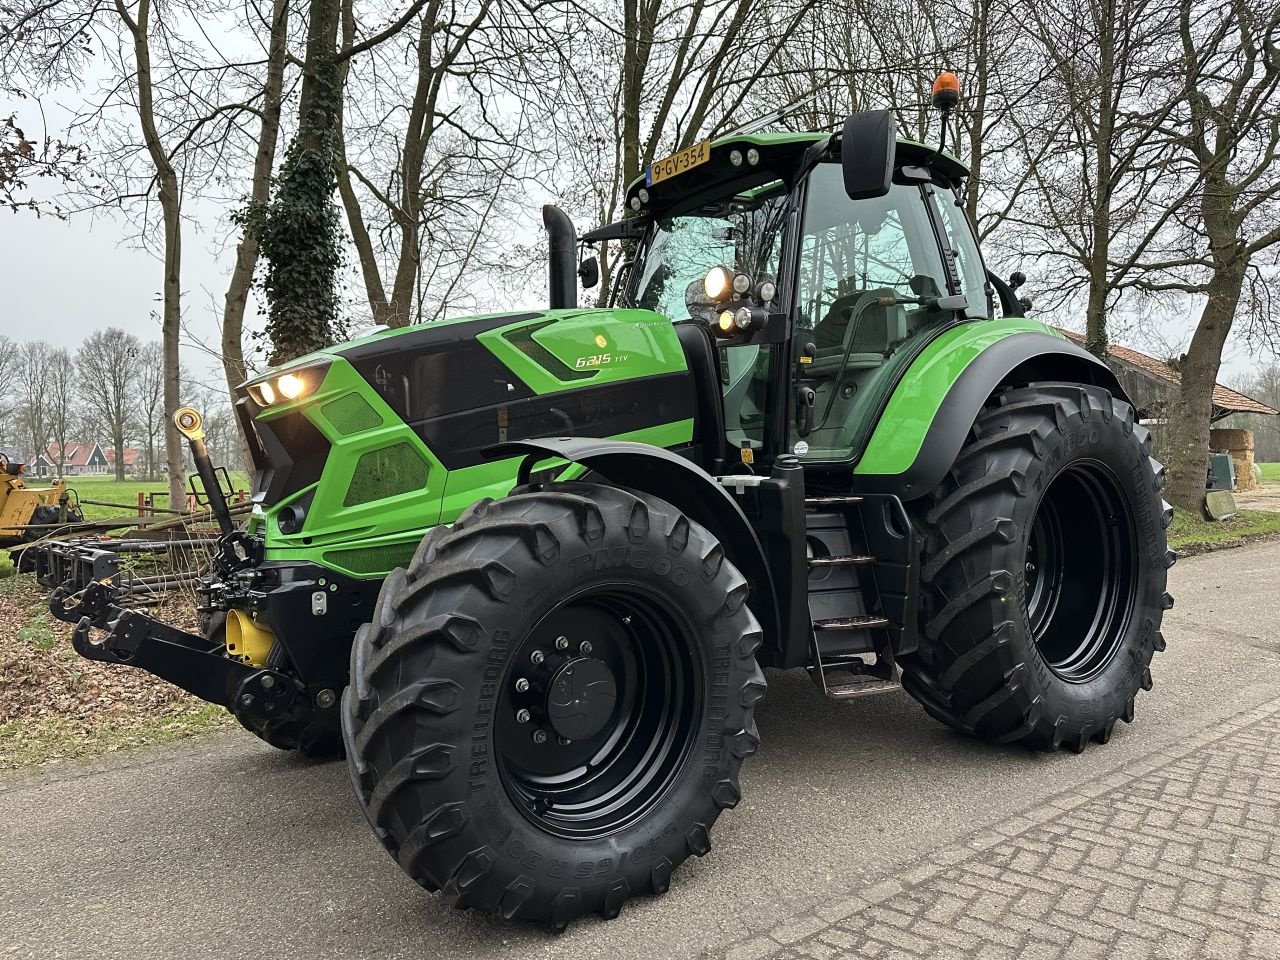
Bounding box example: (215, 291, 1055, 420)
(0, 574, 232, 768)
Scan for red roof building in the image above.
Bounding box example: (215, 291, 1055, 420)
(1056, 329, 1278, 421)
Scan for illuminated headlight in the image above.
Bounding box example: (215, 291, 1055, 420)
(637, 188, 650, 204)
(704, 265, 732, 302)
(757, 279, 777, 303)
(277, 373, 306, 400)
(718, 310, 735, 332)
(630, 196, 642, 211)
(747, 148, 760, 166)
(729, 149, 744, 167)
(245, 361, 329, 407)
(732, 272, 752, 296)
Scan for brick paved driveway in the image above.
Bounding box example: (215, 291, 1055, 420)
(724, 700, 1280, 960)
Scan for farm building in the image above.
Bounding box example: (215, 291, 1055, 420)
(1057, 330, 1279, 490)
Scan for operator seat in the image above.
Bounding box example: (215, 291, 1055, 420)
(674, 321, 726, 470)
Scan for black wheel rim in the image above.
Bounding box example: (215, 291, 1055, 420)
(1024, 461, 1138, 683)
(495, 584, 702, 840)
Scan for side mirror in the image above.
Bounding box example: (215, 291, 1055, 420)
(841, 110, 896, 200)
(578, 255, 600, 290)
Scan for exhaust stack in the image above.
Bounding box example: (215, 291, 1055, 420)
(542, 204, 578, 310)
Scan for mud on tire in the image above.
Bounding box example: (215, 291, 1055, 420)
(341, 482, 765, 928)
(901, 383, 1175, 751)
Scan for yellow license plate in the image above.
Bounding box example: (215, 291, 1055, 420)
(646, 140, 711, 186)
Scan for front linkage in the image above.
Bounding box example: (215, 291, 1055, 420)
(49, 538, 302, 726)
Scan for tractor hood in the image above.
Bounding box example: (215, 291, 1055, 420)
(236, 308, 699, 576)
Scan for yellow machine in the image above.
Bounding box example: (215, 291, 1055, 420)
(0, 454, 77, 547)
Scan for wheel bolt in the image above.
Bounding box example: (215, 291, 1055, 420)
(260, 674, 276, 690)
(516, 708, 531, 724)
(530, 650, 545, 665)
(316, 689, 336, 709)
(239, 693, 254, 708)
(621, 615, 632, 625)
(532, 729, 548, 744)
(515, 678, 530, 693)
(579, 640, 593, 655)
(555, 635, 569, 650)
(557, 736, 572, 745)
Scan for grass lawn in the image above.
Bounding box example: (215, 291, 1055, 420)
(23, 473, 251, 521)
(1168, 507, 1280, 553)
(1258, 462, 1280, 482)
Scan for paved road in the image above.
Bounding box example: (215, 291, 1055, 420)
(3, 542, 1279, 960)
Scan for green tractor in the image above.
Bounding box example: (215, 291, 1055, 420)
(52, 98, 1173, 928)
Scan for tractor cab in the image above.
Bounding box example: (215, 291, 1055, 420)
(604, 115, 997, 474)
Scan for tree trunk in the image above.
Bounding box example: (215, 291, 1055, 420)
(112, 425, 127, 482)
(1163, 262, 1246, 510)
(221, 0, 289, 472)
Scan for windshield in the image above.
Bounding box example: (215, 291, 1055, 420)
(628, 183, 788, 320)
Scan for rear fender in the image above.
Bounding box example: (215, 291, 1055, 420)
(487, 438, 781, 653)
(853, 328, 1126, 500)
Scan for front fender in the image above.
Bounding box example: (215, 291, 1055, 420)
(487, 437, 781, 650)
(853, 321, 1126, 499)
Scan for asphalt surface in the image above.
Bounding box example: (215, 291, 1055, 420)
(3, 542, 1279, 960)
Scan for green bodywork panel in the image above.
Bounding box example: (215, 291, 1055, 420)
(853, 316, 1061, 475)
(252, 309, 694, 578)
(475, 309, 687, 392)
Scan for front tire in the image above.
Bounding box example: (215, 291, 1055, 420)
(902, 383, 1174, 751)
(341, 482, 765, 928)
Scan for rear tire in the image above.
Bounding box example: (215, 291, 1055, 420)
(901, 383, 1174, 751)
(341, 482, 764, 928)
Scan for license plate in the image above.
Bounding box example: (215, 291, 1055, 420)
(646, 139, 711, 186)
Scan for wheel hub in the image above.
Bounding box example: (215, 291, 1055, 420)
(545, 657, 617, 741)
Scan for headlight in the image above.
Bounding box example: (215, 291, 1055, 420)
(244, 361, 329, 407)
(277, 373, 306, 400)
(704, 266, 732, 302)
(732, 272, 752, 296)
(757, 279, 777, 303)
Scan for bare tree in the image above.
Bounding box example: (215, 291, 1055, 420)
(220, 0, 291, 421)
(998, 0, 1185, 353)
(46, 348, 76, 475)
(2, 104, 85, 218)
(0, 335, 17, 432)
(77, 328, 140, 483)
(1145, 0, 1280, 509)
(336, 0, 544, 326)
(14, 340, 52, 466)
(133, 340, 165, 480)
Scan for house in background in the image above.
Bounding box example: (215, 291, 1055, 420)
(31, 442, 111, 477)
(104, 446, 146, 477)
(1057, 330, 1279, 490)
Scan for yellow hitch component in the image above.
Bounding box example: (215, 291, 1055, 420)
(225, 609, 275, 666)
